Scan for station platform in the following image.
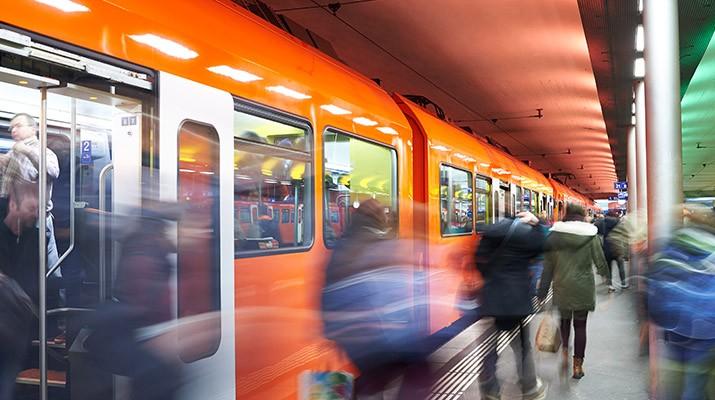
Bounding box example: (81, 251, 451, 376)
(424, 265, 649, 400)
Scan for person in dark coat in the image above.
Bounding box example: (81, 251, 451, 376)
(476, 211, 547, 400)
(87, 204, 182, 400)
(596, 209, 627, 291)
(321, 199, 432, 399)
(0, 272, 34, 400)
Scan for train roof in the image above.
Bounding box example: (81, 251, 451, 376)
(395, 94, 553, 195)
(5, 0, 410, 139)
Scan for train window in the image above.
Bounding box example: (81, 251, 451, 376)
(239, 207, 251, 223)
(515, 186, 524, 213)
(177, 120, 222, 362)
(323, 130, 397, 247)
(440, 164, 473, 236)
(475, 175, 491, 229)
(523, 189, 532, 212)
(233, 108, 312, 255)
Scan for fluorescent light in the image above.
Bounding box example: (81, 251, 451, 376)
(638, 0, 643, 13)
(377, 126, 398, 135)
(631, 115, 636, 125)
(321, 104, 351, 115)
(431, 145, 450, 151)
(199, 171, 215, 175)
(208, 65, 262, 83)
(635, 24, 644, 52)
(464, 157, 476, 162)
(634, 57, 645, 78)
(352, 117, 378, 126)
(129, 34, 198, 60)
(631, 102, 636, 114)
(512, 175, 523, 181)
(36, 0, 89, 12)
(480, 163, 491, 167)
(179, 168, 195, 173)
(266, 85, 311, 100)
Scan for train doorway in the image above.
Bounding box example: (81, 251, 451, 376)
(0, 29, 151, 399)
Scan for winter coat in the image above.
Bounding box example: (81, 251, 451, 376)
(538, 221, 608, 312)
(476, 218, 546, 317)
(598, 216, 620, 259)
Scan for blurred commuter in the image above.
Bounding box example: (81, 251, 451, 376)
(596, 209, 627, 291)
(0, 272, 34, 400)
(648, 205, 715, 400)
(476, 211, 547, 400)
(0, 113, 62, 338)
(537, 204, 608, 379)
(321, 199, 432, 399)
(87, 202, 182, 400)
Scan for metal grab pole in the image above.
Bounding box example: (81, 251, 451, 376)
(39, 87, 48, 400)
(47, 98, 76, 278)
(98, 163, 113, 303)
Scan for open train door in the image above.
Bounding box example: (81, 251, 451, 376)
(159, 72, 236, 400)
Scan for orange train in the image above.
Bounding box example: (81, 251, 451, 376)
(2, 1, 597, 399)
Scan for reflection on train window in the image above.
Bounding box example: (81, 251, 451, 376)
(515, 186, 523, 213)
(475, 175, 491, 228)
(523, 189, 532, 212)
(177, 120, 221, 362)
(323, 130, 397, 247)
(440, 164, 473, 236)
(233, 109, 312, 255)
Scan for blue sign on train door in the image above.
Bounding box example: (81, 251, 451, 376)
(80, 140, 92, 165)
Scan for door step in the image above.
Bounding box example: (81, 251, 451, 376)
(16, 369, 66, 388)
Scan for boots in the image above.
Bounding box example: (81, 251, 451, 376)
(572, 356, 585, 379)
(560, 349, 569, 377)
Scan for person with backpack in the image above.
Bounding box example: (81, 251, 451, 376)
(648, 204, 715, 399)
(537, 204, 609, 379)
(476, 211, 547, 400)
(596, 209, 628, 291)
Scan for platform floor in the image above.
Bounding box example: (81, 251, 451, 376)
(425, 263, 649, 400)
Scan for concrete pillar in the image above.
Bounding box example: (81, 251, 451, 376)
(635, 80, 648, 224)
(644, 0, 683, 249)
(627, 126, 638, 213)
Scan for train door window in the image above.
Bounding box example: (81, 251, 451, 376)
(177, 121, 221, 361)
(440, 164, 473, 236)
(233, 105, 312, 255)
(323, 130, 397, 246)
(515, 186, 523, 213)
(282, 208, 290, 223)
(523, 189, 532, 213)
(475, 175, 491, 230)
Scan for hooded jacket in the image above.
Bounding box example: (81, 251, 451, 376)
(538, 221, 608, 311)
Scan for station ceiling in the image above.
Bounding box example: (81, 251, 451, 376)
(261, 0, 715, 198)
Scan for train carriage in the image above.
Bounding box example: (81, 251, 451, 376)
(1, 1, 590, 399)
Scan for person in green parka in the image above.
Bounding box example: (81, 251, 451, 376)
(537, 204, 609, 380)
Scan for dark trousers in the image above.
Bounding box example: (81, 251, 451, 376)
(560, 310, 589, 358)
(606, 255, 627, 286)
(479, 317, 538, 396)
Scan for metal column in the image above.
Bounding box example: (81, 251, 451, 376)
(627, 126, 638, 213)
(635, 80, 648, 224)
(644, 0, 683, 249)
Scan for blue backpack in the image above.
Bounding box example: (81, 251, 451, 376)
(648, 228, 715, 340)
